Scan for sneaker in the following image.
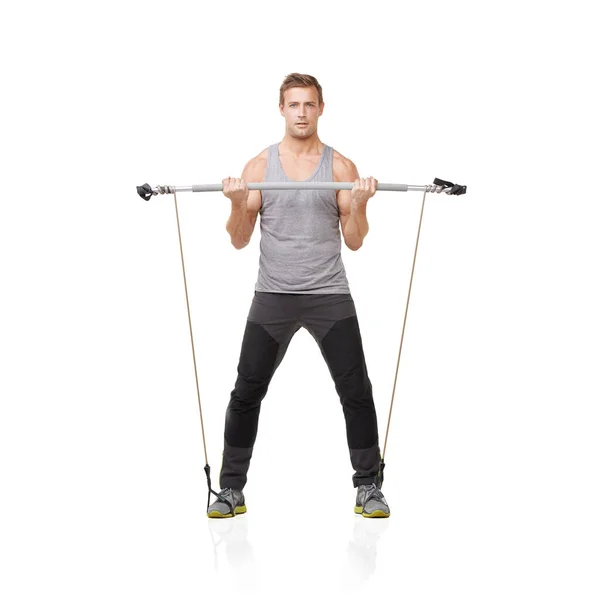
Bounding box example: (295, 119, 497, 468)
(207, 488, 247, 518)
(354, 483, 390, 518)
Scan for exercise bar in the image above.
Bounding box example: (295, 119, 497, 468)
(136, 178, 467, 200)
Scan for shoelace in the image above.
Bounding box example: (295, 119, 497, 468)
(361, 483, 386, 505)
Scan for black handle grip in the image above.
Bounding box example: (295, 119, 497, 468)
(137, 183, 154, 201)
(434, 177, 467, 195)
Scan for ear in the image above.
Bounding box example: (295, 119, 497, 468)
(319, 102, 325, 116)
(279, 103, 284, 116)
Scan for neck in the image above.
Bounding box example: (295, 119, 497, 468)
(279, 132, 323, 156)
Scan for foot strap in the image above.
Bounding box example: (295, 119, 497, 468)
(204, 464, 233, 514)
(377, 458, 386, 489)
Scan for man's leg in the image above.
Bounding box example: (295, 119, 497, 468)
(220, 293, 300, 490)
(303, 296, 382, 488)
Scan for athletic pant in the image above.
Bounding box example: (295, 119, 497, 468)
(219, 291, 381, 490)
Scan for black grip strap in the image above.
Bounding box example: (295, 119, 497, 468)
(137, 183, 154, 201)
(376, 458, 386, 489)
(433, 177, 467, 196)
(204, 464, 233, 514)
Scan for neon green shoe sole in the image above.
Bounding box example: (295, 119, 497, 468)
(207, 505, 247, 519)
(354, 505, 390, 518)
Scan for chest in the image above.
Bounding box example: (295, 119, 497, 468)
(278, 154, 322, 181)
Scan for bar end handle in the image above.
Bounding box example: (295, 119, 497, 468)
(434, 178, 467, 196)
(137, 183, 154, 201)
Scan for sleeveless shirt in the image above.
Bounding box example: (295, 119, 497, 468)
(254, 143, 351, 294)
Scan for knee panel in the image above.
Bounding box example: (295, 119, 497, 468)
(231, 320, 281, 403)
(320, 316, 378, 449)
(225, 321, 281, 448)
(320, 316, 372, 397)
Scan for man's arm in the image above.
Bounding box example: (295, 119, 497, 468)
(225, 155, 265, 250)
(336, 159, 376, 251)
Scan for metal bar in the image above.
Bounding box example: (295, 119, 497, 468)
(138, 181, 463, 200)
(189, 182, 409, 192)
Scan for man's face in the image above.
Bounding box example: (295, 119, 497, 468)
(280, 86, 324, 139)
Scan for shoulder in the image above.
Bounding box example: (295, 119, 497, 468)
(332, 148, 358, 182)
(242, 147, 269, 181)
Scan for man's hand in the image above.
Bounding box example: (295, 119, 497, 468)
(222, 177, 249, 207)
(351, 176, 378, 206)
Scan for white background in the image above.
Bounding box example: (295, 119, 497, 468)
(1, 1, 598, 598)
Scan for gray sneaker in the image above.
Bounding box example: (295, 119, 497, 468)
(355, 483, 390, 518)
(207, 488, 247, 518)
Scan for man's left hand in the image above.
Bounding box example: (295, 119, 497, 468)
(351, 177, 378, 206)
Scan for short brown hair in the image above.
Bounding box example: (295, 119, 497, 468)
(279, 73, 323, 106)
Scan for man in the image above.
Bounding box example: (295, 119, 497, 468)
(208, 73, 390, 518)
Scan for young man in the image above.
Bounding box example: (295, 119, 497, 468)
(208, 73, 390, 518)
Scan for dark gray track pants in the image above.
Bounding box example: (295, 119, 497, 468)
(220, 292, 381, 489)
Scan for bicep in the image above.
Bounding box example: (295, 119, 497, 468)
(338, 190, 351, 231)
(336, 159, 359, 230)
(246, 191, 261, 229)
(241, 159, 264, 228)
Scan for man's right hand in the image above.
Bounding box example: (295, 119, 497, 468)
(222, 177, 249, 207)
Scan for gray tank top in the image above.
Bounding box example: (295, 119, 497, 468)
(255, 142, 351, 294)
